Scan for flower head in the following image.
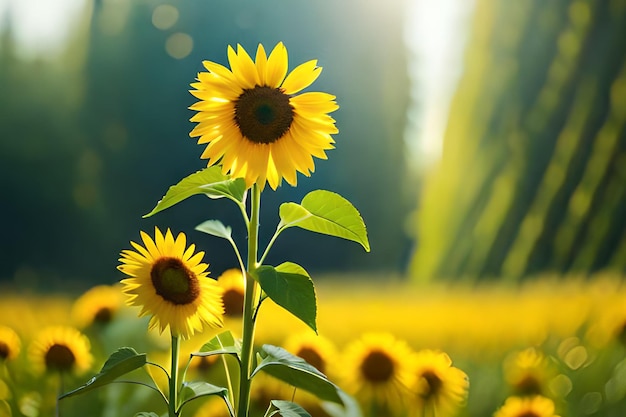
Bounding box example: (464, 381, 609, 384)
(504, 347, 556, 397)
(118, 227, 224, 339)
(283, 332, 338, 376)
(0, 326, 21, 362)
(494, 395, 560, 417)
(409, 349, 469, 417)
(72, 284, 124, 328)
(189, 42, 339, 190)
(28, 326, 92, 375)
(217, 268, 245, 318)
(339, 333, 415, 411)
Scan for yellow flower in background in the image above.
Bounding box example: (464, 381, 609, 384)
(28, 326, 92, 375)
(339, 332, 415, 411)
(189, 42, 339, 190)
(503, 347, 556, 397)
(283, 331, 338, 376)
(409, 349, 469, 417)
(118, 227, 224, 339)
(71, 284, 124, 328)
(217, 268, 245, 318)
(494, 395, 560, 417)
(0, 326, 21, 361)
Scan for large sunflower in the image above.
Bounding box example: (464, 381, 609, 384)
(339, 332, 415, 412)
(494, 396, 560, 417)
(118, 227, 224, 339)
(409, 349, 469, 417)
(28, 326, 92, 375)
(189, 42, 339, 190)
(0, 325, 21, 362)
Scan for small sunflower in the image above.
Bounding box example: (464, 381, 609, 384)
(28, 326, 92, 375)
(71, 284, 124, 328)
(339, 333, 415, 411)
(118, 227, 224, 339)
(0, 326, 21, 362)
(503, 347, 556, 397)
(189, 42, 339, 190)
(217, 268, 245, 318)
(283, 332, 338, 376)
(409, 349, 469, 417)
(494, 395, 560, 417)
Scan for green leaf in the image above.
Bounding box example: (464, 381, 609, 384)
(143, 166, 247, 218)
(193, 330, 241, 361)
(321, 390, 364, 417)
(270, 400, 312, 417)
(134, 413, 160, 417)
(179, 381, 228, 409)
(279, 190, 370, 252)
(60, 347, 147, 399)
(195, 220, 233, 240)
(256, 263, 317, 332)
(252, 345, 342, 404)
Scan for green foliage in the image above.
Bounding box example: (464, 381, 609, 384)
(143, 167, 247, 218)
(195, 220, 234, 241)
(178, 381, 228, 410)
(194, 331, 242, 361)
(268, 400, 312, 417)
(255, 263, 317, 332)
(134, 413, 160, 417)
(60, 347, 147, 400)
(252, 345, 343, 404)
(279, 190, 370, 252)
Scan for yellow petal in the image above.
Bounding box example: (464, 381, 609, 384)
(281, 60, 321, 94)
(265, 42, 288, 88)
(290, 92, 339, 113)
(227, 44, 259, 89)
(255, 44, 268, 85)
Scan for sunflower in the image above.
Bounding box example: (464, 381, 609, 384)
(217, 268, 245, 318)
(118, 227, 224, 339)
(71, 284, 124, 328)
(503, 347, 556, 397)
(339, 332, 415, 412)
(283, 332, 338, 376)
(0, 326, 21, 361)
(494, 396, 560, 417)
(409, 349, 469, 417)
(189, 42, 339, 190)
(28, 326, 92, 375)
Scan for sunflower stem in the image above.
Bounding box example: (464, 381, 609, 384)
(169, 334, 181, 417)
(237, 184, 261, 417)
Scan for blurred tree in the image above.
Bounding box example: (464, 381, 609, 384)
(410, 0, 626, 281)
(0, 0, 412, 289)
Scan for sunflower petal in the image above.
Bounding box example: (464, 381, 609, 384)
(281, 60, 321, 94)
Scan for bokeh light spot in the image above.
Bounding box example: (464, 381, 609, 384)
(165, 32, 193, 59)
(152, 5, 179, 30)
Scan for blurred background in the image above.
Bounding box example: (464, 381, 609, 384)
(2, 1, 626, 417)
(0, 0, 625, 290)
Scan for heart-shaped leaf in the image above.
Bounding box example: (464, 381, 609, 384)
(192, 331, 241, 361)
(255, 263, 317, 332)
(270, 400, 312, 417)
(279, 190, 369, 251)
(195, 220, 233, 241)
(144, 166, 246, 218)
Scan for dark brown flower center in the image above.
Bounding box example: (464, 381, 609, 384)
(418, 370, 443, 399)
(518, 413, 541, 417)
(0, 342, 10, 360)
(151, 257, 200, 305)
(360, 350, 394, 383)
(222, 288, 244, 317)
(515, 374, 542, 396)
(297, 347, 325, 374)
(94, 307, 113, 324)
(45, 344, 75, 372)
(234, 86, 294, 144)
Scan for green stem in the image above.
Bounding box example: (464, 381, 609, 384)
(237, 184, 261, 417)
(169, 334, 181, 417)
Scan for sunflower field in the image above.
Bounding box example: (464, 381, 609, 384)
(2, 0, 626, 416)
(1, 274, 626, 417)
